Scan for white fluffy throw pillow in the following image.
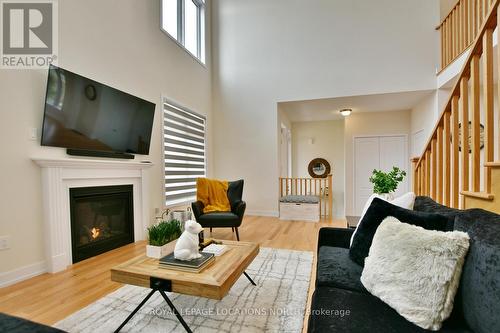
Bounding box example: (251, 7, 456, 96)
(360, 217, 470, 331)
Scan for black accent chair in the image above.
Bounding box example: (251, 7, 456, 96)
(191, 180, 246, 241)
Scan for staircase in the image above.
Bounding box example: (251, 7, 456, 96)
(438, 0, 495, 71)
(463, 163, 500, 212)
(412, 0, 500, 214)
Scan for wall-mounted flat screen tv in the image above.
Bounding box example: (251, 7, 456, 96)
(41, 65, 156, 155)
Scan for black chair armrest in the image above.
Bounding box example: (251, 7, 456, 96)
(191, 201, 205, 220)
(232, 201, 246, 219)
(317, 227, 354, 252)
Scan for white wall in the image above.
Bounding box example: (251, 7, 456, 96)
(410, 87, 455, 158)
(291, 120, 345, 217)
(0, 0, 212, 277)
(411, 91, 439, 157)
(212, 0, 439, 215)
(344, 110, 412, 216)
(440, 0, 457, 20)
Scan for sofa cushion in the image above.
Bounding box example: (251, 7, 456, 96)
(307, 287, 472, 333)
(279, 195, 319, 204)
(317, 246, 365, 293)
(414, 196, 461, 222)
(349, 198, 451, 266)
(197, 212, 240, 227)
(453, 208, 500, 333)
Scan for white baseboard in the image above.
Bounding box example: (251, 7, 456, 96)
(246, 211, 344, 219)
(0, 261, 47, 288)
(246, 210, 279, 217)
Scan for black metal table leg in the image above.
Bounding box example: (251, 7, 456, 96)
(159, 290, 193, 333)
(243, 271, 257, 286)
(114, 287, 193, 333)
(114, 289, 156, 333)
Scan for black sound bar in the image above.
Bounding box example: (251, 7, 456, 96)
(67, 149, 135, 160)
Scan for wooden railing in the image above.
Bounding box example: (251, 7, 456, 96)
(414, 0, 499, 207)
(438, 0, 495, 71)
(279, 175, 333, 219)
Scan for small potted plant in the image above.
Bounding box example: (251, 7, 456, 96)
(146, 219, 182, 259)
(369, 166, 406, 200)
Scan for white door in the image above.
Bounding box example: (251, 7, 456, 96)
(354, 137, 380, 215)
(354, 135, 408, 215)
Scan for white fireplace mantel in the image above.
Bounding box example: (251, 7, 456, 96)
(32, 157, 153, 273)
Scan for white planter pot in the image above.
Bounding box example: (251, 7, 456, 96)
(379, 193, 394, 201)
(146, 244, 171, 259)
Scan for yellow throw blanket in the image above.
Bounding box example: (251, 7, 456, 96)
(196, 178, 231, 213)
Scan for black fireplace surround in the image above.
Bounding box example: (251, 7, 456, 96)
(69, 185, 134, 263)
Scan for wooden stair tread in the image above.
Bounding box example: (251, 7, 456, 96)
(460, 191, 494, 200)
(484, 162, 500, 168)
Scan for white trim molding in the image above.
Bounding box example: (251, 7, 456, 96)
(246, 210, 280, 217)
(0, 260, 47, 288)
(32, 157, 153, 273)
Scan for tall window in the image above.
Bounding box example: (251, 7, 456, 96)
(161, 0, 206, 64)
(163, 98, 206, 206)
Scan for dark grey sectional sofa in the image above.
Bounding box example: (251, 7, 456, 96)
(0, 313, 65, 333)
(307, 196, 500, 333)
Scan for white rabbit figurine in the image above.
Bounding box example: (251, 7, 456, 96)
(174, 220, 203, 261)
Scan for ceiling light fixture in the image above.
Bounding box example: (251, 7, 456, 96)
(339, 108, 352, 117)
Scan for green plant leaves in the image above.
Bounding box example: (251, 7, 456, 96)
(147, 219, 182, 246)
(369, 166, 406, 194)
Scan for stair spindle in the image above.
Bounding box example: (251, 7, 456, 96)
(452, 96, 460, 208)
(471, 55, 481, 192)
(431, 138, 437, 200)
(483, 28, 494, 193)
(444, 111, 452, 207)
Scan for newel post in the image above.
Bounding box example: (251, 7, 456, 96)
(327, 174, 333, 219)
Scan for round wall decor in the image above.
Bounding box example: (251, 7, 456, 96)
(308, 158, 331, 178)
(458, 122, 484, 153)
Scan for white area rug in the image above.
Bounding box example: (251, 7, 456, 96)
(55, 248, 313, 333)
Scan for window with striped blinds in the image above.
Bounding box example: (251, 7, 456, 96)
(163, 99, 206, 206)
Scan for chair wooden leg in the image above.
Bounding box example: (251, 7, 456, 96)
(232, 227, 234, 232)
(210, 227, 212, 233)
(235, 228, 240, 241)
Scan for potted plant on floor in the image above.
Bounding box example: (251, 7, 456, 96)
(146, 219, 182, 259)
(369, 166, 406, 200)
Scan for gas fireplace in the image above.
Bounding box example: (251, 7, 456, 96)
(69, 185, 134, 263)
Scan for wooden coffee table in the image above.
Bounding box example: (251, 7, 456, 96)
(111, 240, 259, 333)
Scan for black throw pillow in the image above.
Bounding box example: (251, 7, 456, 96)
(349, 198, 451, 266)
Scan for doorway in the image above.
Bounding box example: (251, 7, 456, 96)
(353, 135, 408, 215)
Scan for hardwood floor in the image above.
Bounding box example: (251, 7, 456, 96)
(0, 215, 345, 328)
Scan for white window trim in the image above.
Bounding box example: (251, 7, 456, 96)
(160, 0, 206, 66)
(162, 96, 207, 208)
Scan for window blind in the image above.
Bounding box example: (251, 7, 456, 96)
(163, 99, 206, 206)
